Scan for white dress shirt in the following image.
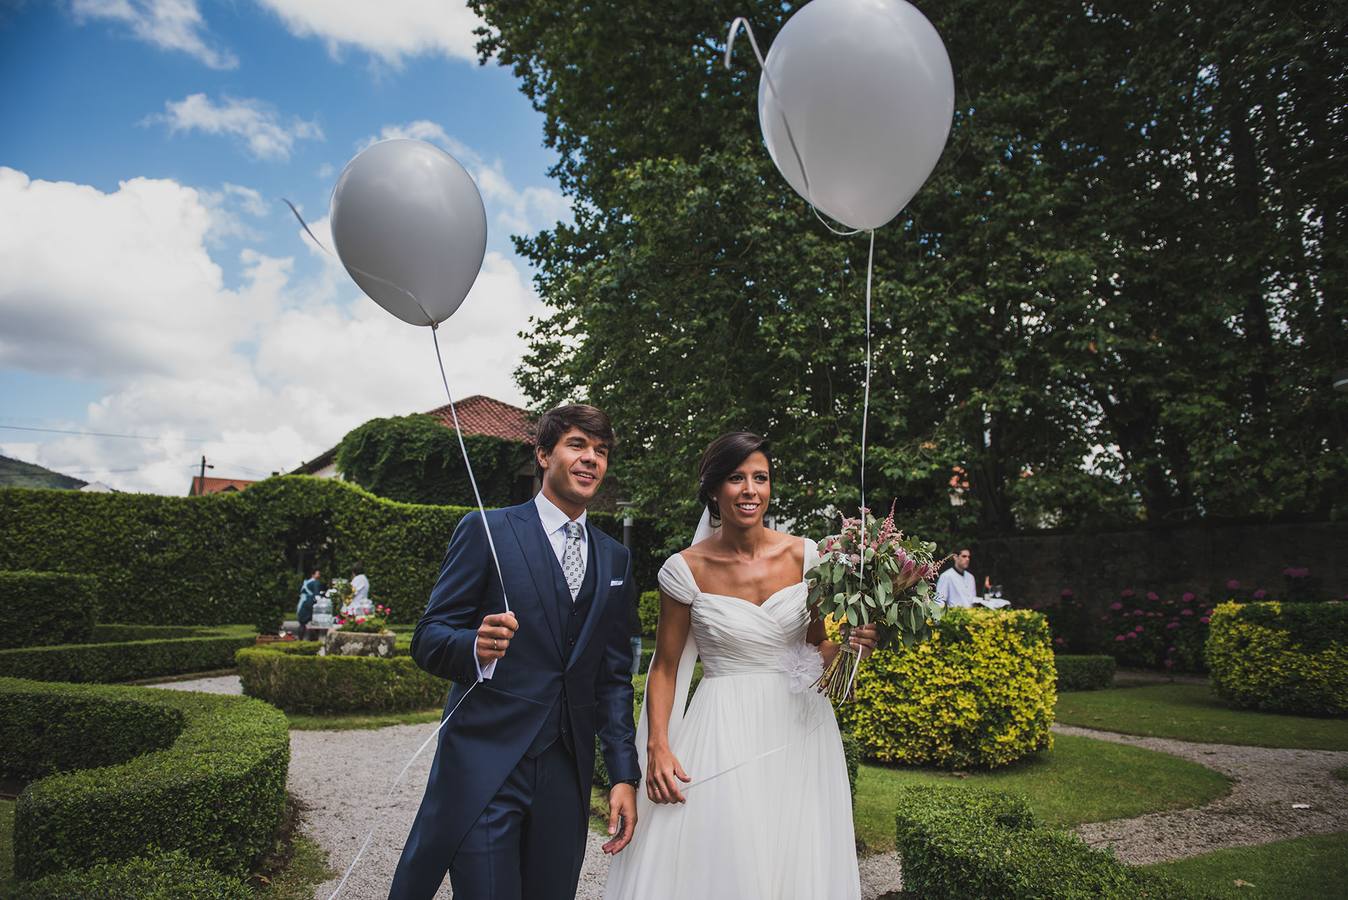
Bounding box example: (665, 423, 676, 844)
(479, 491, 587, 681)
(936, 567, 977, 608)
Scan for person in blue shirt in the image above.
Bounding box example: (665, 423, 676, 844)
(297, 569, 323, 640)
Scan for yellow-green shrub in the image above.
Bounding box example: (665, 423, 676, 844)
(840, 609, 1056, 768)
(1207, 601, 1348, 716)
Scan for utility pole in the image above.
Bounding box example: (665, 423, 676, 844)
(196, 455, 214, 495)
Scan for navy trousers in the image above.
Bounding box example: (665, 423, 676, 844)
(389, 738, 586, 900)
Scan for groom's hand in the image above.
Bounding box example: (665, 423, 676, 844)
(475, 612, 518, 667)
(602, 783, 637, 854)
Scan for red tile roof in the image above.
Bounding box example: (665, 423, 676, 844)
(190, 476, 257, 496)
(425, 395, 533, 444)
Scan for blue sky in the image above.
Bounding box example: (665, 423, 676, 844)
(0, 0, 570, 493)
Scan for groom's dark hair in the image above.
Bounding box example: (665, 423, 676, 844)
(698, 431, 772, 521)
(533, 404, 616, 476)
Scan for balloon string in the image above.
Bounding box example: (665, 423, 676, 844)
(724, 18, 862, 238)
(325, 683, 477, 900)
(283, 197, 513, 896)
(845, 230, 875, 701)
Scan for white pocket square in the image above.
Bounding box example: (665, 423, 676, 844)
(609, 579, 625, 586)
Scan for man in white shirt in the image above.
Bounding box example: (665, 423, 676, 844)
(936, 548, 977, 607)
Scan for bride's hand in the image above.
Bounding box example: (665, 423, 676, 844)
(849, 623, 880, 660)
(646, 744, 692, 804)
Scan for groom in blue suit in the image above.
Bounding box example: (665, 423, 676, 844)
(390, 404, 641, 900)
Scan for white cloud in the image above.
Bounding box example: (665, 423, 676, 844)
(252, 0, 482, 66)
(149, 94, 324, 161)
(361, 121, 571, 237)
(199, 182, 273, 242)
(0, 167, 541, 495)
(68, 0, 237, 69)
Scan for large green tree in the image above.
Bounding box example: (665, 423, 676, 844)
(472, 0, 1346, 546)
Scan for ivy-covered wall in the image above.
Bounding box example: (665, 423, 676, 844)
(336, 413, 534, 507)
(0, 478, 662, 625)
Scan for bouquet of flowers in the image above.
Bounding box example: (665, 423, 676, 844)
(806, 504, 946, 701)
(335, 603, 394, 634)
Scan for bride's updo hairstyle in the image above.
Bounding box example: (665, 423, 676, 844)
(697, 431, 772, 523)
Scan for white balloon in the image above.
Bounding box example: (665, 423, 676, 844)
(758, 0, 955, 231)
(330, 139, 488, 327)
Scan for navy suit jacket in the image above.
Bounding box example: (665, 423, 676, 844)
(408, 500, 641, 860)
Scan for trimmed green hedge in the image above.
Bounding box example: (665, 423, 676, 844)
(895, 784, 1213, 898)
(0, 477, 662, 626)
(237, 641, 450, 714)
(638, 590, 660, 638)
(841, 609, 1056, 769)
(1056, 654, 1117, 692)
(1207, 601, 1348, 716)
(0, 625, 256, 684)
(1, 677, 289, 881)
(11, 850, 248, 900)
(0, 571, 98, 649)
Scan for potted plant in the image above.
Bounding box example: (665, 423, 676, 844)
(324, 604, 396, 658)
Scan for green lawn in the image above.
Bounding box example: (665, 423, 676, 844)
(1144, 831, 1348, 899)
(286, 708, 443, 730)
(853, 732, 1230, 853)
(1056, 684, 1348, 750)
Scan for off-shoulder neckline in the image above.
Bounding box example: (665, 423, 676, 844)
(667, 537, 816, 608)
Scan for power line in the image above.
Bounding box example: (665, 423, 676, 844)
(0, 424, 271, 448)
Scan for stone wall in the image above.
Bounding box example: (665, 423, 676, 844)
(969, 520, 1346, 607)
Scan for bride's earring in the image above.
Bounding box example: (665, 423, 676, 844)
(708, 500, 721, 525)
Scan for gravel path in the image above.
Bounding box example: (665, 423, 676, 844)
(1057, 724, 1348, 865)
(144, 674, 243, 695)
(287, 722, 904, 899)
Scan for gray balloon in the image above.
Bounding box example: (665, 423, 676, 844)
(330, 139, 488, 327)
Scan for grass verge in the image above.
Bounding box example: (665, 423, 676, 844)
(1056, 684, 1348, 750)
(286, 708, 443, 730)
(1143, 831, 1348, 898)
(853, 732, 1229, 853)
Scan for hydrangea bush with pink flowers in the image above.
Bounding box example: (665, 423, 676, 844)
(1099, 589, 1212, 671)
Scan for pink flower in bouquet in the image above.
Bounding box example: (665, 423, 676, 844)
(1133, 625, 1145, 634)
(1182, 592, 1196, 602)
(1125, 632, 1137, 640)
(1166, 621, 1180, 630)
(1146, 591, 1159, 602)
(1226, 579, 1241, 590)
(1200, 616, 1210, 624)
(1133, 609, 1145, 617)
(1253, 589, 1267, 599)
(1109, 601, 1123, 611)
(355, 616, 367, 624)
(1114, 634, 1126, 642)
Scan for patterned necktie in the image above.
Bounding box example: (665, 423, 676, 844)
(562, 521, 584, 601)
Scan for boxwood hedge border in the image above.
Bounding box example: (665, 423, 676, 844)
(894, 784, 1213, 898)
(1055, 654, 1117, 692)
(1207, 601, 1348, 716)
(0, 625, 256, 684)
(1, 677, 289, 882)
(237, 641, 450, 714)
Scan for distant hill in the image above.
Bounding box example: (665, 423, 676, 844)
(0, 455, 87, 490)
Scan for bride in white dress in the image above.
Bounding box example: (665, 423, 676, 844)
(605, 432, 874, 900)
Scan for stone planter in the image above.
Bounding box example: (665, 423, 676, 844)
(324, 630, 395, 658)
